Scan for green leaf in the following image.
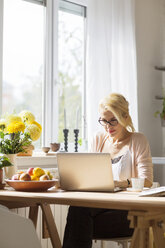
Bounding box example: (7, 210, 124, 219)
(0, 131, 4, 139)
(0, 155, 13, 169)
(0, 131, 32, 154)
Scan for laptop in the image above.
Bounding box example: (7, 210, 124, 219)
(57, 152, 118, 192)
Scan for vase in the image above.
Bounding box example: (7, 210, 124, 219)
(0, 169, 3, 184)
(4, 154, 17, 179)
(17, 144, 34, 156)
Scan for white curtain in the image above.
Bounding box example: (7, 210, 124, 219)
(86, 0, 138, 141)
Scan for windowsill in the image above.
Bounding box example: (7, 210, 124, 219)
(15, 153, 165, 171)
(16, 152, 57, 170)
(152, 157, 165, 164)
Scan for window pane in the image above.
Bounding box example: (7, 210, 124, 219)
(2, 0, 45, 148)
(58, 8, 85, 144)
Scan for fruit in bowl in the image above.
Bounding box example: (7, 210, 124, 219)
(20, 173, 31, 181)
(45, 170, 53, 180)
(31, 175, 39, 181)
(40, 174, 50, 181)
(33, 167, 45, 177)
(12, 174, 20, 180)
(27, 167, 34, 176)
(11, 167, 54, 181)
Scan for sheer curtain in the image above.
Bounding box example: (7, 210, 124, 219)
(86, 0, 138, 141)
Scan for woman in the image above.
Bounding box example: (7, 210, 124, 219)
(62, 93, 153, 248)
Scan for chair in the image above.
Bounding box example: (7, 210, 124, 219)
(0, 204, 41, 248)
(94, 236, 131, 248)
(99, 237, 131, 248)
(93, 209, 133, 248)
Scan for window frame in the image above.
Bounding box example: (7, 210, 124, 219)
(23, 0, 46, 6)
(44, 0, 87, 147)
(43, 0, 59, 147)
(62, 0, 87, 7)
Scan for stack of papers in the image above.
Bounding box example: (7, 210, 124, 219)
(139, 186, 165, 197)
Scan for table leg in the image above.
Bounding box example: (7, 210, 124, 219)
(139, 228, 150, 248)
(152, 220, 165, 248)
(128, 211, 165, 248)
(40, 203, 62, 248)
(29, 205, 39, 228)
(42, 211, 50, 239)
(130, 228, 139, 248)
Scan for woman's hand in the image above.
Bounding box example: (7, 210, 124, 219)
(114, 178, 153, 189)
(114, 180, 130, 188)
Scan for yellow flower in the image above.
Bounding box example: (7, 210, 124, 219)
(31, 121, 42, 131)
(19, 110, 35, 124)
(7, 121, 25, 134)
(6, 114, 22, 125)
(26, 124, 41, 141)
(0, 119, 6, 131)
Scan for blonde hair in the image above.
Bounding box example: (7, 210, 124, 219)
(99, 93, 135, 132)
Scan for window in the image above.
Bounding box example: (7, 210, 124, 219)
(2, 0, 45, 148)
(58, 1, 86, 145)
(43, 0, 87, 150)
(1, 0, 87, 150)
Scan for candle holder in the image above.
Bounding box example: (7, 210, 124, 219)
(63, 129, 69, 152)
(74, 129, 79, 152)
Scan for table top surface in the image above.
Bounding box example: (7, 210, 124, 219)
(0, 187, 165, 211)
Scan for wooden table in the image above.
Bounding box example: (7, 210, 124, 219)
(0, 188, 165, 248)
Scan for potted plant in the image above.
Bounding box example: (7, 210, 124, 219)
(155, 97, 165, 126)
(0, 155, 13, 184)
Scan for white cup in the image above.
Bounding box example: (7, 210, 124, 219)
(131, 178, 145, 191)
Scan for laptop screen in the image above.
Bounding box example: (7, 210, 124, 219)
(57, 152, 115, 192)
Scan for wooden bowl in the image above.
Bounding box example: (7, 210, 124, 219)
(50, 143, 60, 152)
(5, 179, 59, 192)
(42, 147, 50, 153)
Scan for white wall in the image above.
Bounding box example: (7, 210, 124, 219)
(135, 0, 163, 156)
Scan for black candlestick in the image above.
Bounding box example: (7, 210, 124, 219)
(63, 129, 69, 152)
(74, 129, 79, 152)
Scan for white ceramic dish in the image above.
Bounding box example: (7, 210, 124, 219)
(127, 187, 149, 192)
(126, 187, 142, 192)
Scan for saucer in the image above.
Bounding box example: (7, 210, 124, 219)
(126, 187, 142, 192)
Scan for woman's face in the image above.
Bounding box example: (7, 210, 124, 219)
(99, 110, 126, 140)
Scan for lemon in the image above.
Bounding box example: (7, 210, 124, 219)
(33, 167, 45, 177)
(31, 175, 39, 181)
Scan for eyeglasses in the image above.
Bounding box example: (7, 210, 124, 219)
(98, 117, 118, 127)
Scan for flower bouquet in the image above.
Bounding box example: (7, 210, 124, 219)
(0, 110, 42, 155)
(0, 111, 42, 179)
